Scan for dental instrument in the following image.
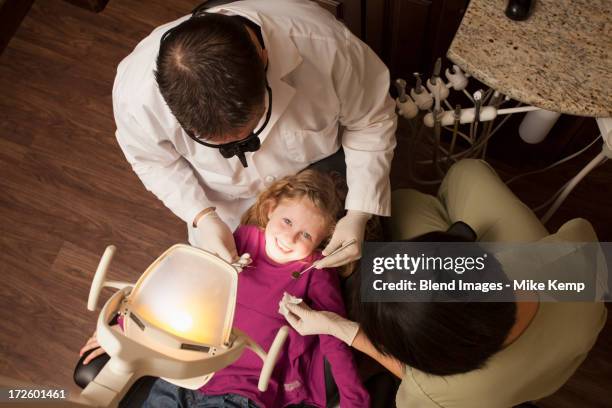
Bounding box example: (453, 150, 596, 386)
(395, 78, 418, 119)
(395, 78, 408, 103)
(414, 72, 423, 93)
(417, 101, 524, 168)
(445, 65, 468, 91)
(427, 58, 450, 103)
(411, 72, 434, 110)
(291, 239, 357, 279)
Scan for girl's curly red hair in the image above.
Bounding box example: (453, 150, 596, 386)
(240, 169, 347, 243)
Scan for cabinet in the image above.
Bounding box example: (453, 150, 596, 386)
(0, 0, 34, 54)
(368, 0, 469, 79)
(313, 0, 469, 80)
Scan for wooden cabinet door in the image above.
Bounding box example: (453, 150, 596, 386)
(0, 0, 34, 54)
(311, 0, 363, 38)
(366, 0, 469, 79)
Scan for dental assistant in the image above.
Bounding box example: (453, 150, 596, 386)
(281, 159, 607, 407)
(283, 273, 605, 408)
(113, 0, 397, 265)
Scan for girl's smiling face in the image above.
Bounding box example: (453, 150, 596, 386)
(264, 197, 330, 263)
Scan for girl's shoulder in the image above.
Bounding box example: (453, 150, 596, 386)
(307, 254, 339, 286)
(235, 223, 261, 235)
(234, 224, 265, 253)
(305, 248, 324, 264)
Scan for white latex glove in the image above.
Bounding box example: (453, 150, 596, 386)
(279, 293, 359, 346)
(316, 210, 370, 268)
(278, 292, 303, 316)
(193, 211, 238, 263)
(231, 253, 252, 273)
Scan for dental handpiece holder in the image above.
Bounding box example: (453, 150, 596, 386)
(78, 244, 289, 408)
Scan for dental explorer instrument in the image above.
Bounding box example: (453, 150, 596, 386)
(291, 239, 357, 279)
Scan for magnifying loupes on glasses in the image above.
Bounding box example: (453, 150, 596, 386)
(184, 82, 272, 168)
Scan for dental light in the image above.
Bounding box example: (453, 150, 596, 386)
(75, 244, 288, 407)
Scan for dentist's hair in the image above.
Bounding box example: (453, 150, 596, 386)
(241, 170, 346, 244)
(155, 13, 266, 142)
(356, 232, 516, 376)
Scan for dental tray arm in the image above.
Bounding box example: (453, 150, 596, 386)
(88, 245, 131, 312)
(237, 326, 290, 392)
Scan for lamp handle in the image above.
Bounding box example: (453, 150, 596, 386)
(87, 245, 116, 311)
(257, 326, 289, 392)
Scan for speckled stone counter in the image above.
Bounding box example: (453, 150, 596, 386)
(447, 0, 611, 117)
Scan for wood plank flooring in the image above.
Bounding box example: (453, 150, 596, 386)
(0, 0, 610, 406)
(0, 0, 198, 398)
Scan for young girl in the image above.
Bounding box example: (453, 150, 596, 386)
(81, 170, 369, 407)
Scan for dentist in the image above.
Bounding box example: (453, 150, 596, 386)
(113, 0, 396, 264)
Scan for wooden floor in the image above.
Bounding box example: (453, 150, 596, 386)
(0, 1, 610, 406)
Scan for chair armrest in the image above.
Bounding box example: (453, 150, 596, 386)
(73, 349, 110, 389)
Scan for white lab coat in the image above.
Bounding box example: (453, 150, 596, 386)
(113, 0, 397, 231)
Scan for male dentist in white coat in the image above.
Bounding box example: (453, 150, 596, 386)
(113, 0, 397, 267)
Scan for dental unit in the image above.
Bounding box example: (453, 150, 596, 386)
(395, 57, 612, 224)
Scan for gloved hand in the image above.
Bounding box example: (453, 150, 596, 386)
(316, 210, 370, 268)
(193, 211, 238, 263)
(231, 253, 252, 273)
(279, 293, 359, 346)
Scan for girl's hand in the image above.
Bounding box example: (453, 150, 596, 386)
(79, 331, 106, 365)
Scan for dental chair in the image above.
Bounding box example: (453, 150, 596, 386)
(75, 351, 341, 408)
(75, 159, 598, 407)
(73, 244, 343, 408)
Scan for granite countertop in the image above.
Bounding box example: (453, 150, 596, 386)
(447, 0, 611, 117)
